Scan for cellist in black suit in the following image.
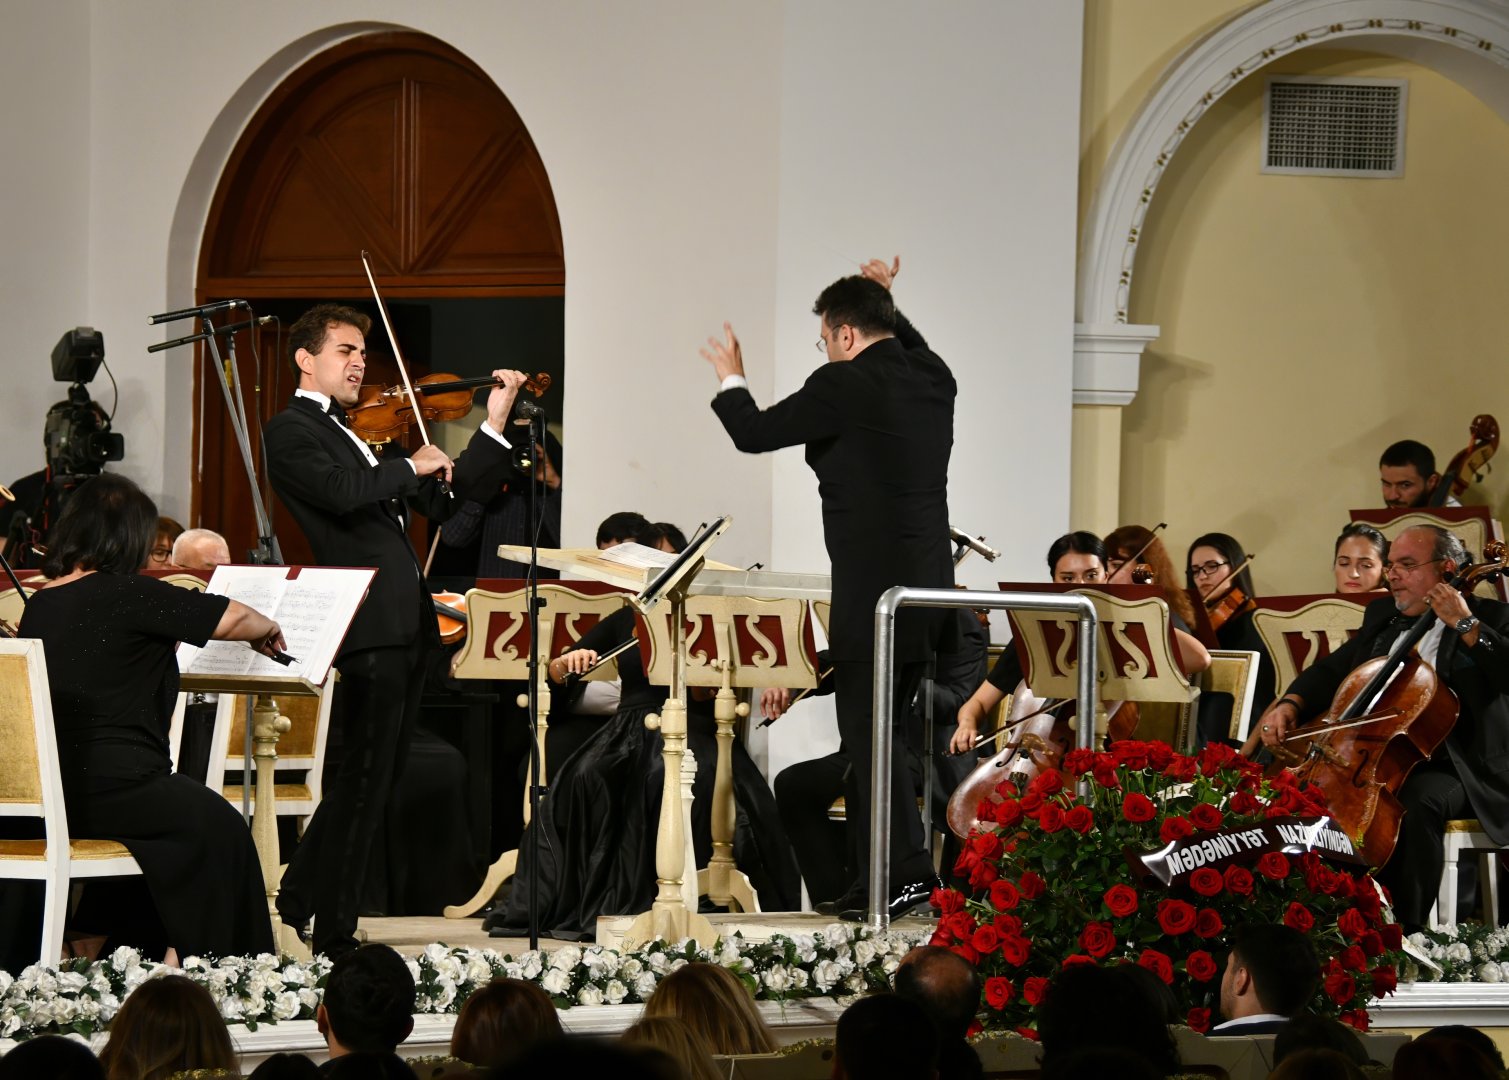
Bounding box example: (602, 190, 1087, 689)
(264, 303, 525, 957)
(702, 258, 956, 919)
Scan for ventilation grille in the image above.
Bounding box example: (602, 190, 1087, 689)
(1262, 77, 1406, 177)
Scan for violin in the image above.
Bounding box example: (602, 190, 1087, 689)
(348, 371, 552, 445)
(1270, 541, 1508, 867)
(433, 590, 468, 646)
(1204, 554, 1256, 635)
(1430, 414, 1499, 507)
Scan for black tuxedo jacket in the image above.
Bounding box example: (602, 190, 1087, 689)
(1289, 592, 1509, 843)
(264, 395, 511, 657)
(711, 314, 955, 663)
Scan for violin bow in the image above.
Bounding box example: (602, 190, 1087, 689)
(360, 250, 442, 457)
(1111, 522, 1167, 582)
(961, 696, 1076, 752)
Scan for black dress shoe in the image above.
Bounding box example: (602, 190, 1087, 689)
(839, 876, 943, 922)
(815, 885, 863, 917)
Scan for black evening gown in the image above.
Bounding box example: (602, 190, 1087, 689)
(497, 607, 798, 940)
(18, 573, 275, 958)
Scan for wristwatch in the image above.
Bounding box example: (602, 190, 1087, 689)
(1455, 615, 1480, 635)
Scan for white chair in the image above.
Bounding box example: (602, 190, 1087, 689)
(204, 680, 336, 830)
(1431, 819, 1504, 929)
(0, 639, 145, 965)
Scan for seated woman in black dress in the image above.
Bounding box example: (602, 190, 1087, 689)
(18, 473, 282, 961)
(1185, 531, 1276, 746)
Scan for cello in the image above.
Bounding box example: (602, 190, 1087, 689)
(1428, 414, 1498, 507)
(1270, 540, 1508, 867)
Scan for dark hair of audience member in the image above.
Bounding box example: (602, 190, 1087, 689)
(893, 945, 982, 1039)
(1394, 1031, 1503, 1080)
(322, 944, 416, 1055)
(641, 962, 775, 1055)
(449, 977, 564, 1068)
(491, 1037, 685, 1080)
(97, 974, 238, 1080)
(0, 1034, 106, 1080)
(247, 1052, 323, 1079)
(1103, 524, 1196, 626)
(596, 511, 653, 548)
(322, 1051, 418, 1080)
(43, 473, 159, 578)
(1119, 961, 1181, 1025)
(1041, 1047, 1162, 1080)
(1228, 922, 1319, 1018)
(834, 993, 939, 1080)
(1045, 531, 1106, 576)
(1268, 1048, 1366, 1080)
(1417, 1024, 1506, 1070)
(1273, 1015, 1369, 1067)
(621, 1016, 722, 1080)
(1036, 966, 1179, 1075)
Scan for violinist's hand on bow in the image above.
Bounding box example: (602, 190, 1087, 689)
(485, 369, 529, 435)
(411, 445, 454, 484)
(700, 323, 745, 383)
(1257, 700, 1297, 750)
(860, 256, 901, 291)
(950, 699, 985, 756)
(760, 687, 791, 722)
(548, 647, 598, 684)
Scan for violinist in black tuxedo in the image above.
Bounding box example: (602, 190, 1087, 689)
(1258, 525, 1509, 928)
(702, 258, 955, 919)
(264, 303, 525, 956)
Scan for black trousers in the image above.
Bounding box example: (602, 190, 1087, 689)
(774, 751, 854, 905)
(834, 660, 933, 893)
(1377, 757, 1473, 928)
(280, 641, 427, 955)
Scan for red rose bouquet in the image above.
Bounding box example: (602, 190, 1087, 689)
(931, 740, 1405, 1034)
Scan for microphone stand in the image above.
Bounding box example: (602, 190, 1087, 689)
(523, 408, 546, 950)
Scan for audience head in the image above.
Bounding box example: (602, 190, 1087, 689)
(1273, 1015, 1369, 1067)
(1041, 1047, 1162, 1080)
(1414, 1025, 1505, 1071)
(1393, 1034, 1502, 1080)
(450, 977, 563, 1068)
(318, 945, 416, 1058)
(247, 1053, 323, 1079)
(97, 974, 237, 1080)
(596, 511, 654, 550)
(1220, 923, 1319, 1022)
(492, 1038, 685, 1080)
(170, 528, 233, 571)
(0, 1034, 106, 1080)
(812, 276, 897, 362)
(832, 993, 939, 1080)
(892, 944, 981, 1040)
(1103, 524, 1195, 625)
(1333, 523, 1387, 594)
(1269, 1048, 1366, 1080)
(322, 1052, 416, 1080)
(150, 516, 184, 567)
(1119, 960, 1182, 1025)
(1379, 440, 1441, 508)
(43, 473, 158, 578)
(621, 1016, 721, 1080)
(1046, 531, 1106, 583)
(1036, 965, 1178, 1075)
(1186, 532, 1255, 604)
(642, 962, 775, 1055)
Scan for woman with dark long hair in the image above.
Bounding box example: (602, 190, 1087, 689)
(1185, 531, 1276, 746)
(1103, 524, 1210, 676)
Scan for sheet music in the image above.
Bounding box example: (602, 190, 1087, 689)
(597, 542, 675, 570)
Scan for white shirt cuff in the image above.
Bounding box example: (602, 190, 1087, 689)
(405, 459, 418, 474)
(478, 421, 513, 450)
(719, 374, 748, 393)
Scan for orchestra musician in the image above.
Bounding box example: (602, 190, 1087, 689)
(1186, 532, 1274, 745)
(1103, 524, 1212, 676)
(1256, 525, 1509, 929)
(1332, 522, 1388, 594)
(1380, 440, 1460, 508)
(702, 256, 955, 920)
(263, 303, 526, 958)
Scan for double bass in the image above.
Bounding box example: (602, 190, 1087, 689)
(1270, 541, 1507, 867)
(1428, 414, 1498, 507)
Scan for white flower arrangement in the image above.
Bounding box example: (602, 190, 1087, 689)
(1402, 924, 1509, 984)
(0, 924, 927, 1042)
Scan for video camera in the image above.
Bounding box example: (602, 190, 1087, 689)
(44, 328, 124, 476)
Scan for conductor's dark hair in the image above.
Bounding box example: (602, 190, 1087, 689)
(322, 945, 416, 1055)
(43, 472, 158, 578)
(1046, 532, 1105, 576)
(1379, 439, 1437, 478)
(892, 945, 981, 1040)
(287, 303, 371, 376)
(1333, 522, 1387, 560)
(1229, 923, 1319, 1017)
(1186, 532, 1256, 599)
(596, 511, 653, 548)
(834, 993, 939, 1080)
(812, 276, 897, 338)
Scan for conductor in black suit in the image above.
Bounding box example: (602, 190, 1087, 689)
(264, 303, 526, 956)
(702, 257, 955, 918)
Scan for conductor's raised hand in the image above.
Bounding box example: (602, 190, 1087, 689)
(485, 369, 529, 433)
(699, 323, 745, 383)
(860, 256, 901, 291)
(410, 444, 454, 484)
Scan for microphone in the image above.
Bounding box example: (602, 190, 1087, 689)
(516, 399, 546, 420)
(147, 299, 246, 325)
(147, 316, 273, 354)
(949, 526, 1001, 562)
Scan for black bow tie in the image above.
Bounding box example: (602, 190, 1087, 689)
(326, 402, 349, 428)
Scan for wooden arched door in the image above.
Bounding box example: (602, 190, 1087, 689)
(194, 31, 563, 565)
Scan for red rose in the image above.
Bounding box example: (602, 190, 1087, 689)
(1023, 976, 1050, 1006)
(993, 913, 1023, 937)
(1019, 871, 1047, 901)
(1284, 902, 1315, 933)
(1156, 898, 1197, 936)
(989, 879, 1022, 911)
(1194, 908, 1224, 939)
(1163, 757, 1198, 782)
(1189, 867, 1223, 898)
(1016, 1026, 1040, 1042)
(1138, 948, 1175, 985)
(1189, 803, 1224, 831)
(1019, 790, 1045, 815)
(950, 943, 980, 965)
(1223, 865, 1254, 897)
(1186, 1007, 1212, 1034)
(1092, 763, 1121, 789)
(969, 860, 999, 889)
(1080, 921, 1116, 959)
(971, 925, 1001, 955)
(1062, 748, 1096, 776)
(1147, 743, 1176, 770)
(1351, 883, 1380, 920)
(995, 780, 1020, 799)
(995, 800, 1024, 828)
(1061, 954, 1097, 969)
(1113, 742, 1149, 770)
(1064, 804, 1095, 835)
(1122, 793, 1156, 823)
(1257, 853, 1291, 880)
(1104, 884, 1140, 919)
(1339, 1009, 1370, 1032)
(932, 888, 967, 915)
(1339, 945, 1366, 972)
(1030, 768, 1064, 796)
(983, 976, 1014, 1010)
(1324, 970, 1356, 1005)
(1360, 930, 1384, 958)
(928, 926, 952, 947)
(1160, 816, 1194, 843)
(1380, 924, 1403, 951)
(945, 911, 977, 940)
(1265, 803, 1291, 820)
(1038, 804, 1065, 833)
(999, 934, 1031, 967)
(1229, 791, 1262, 816)
(971, 831, 1003, 860)
(1337, 908, 1367, 940)
(1370, 966, 1398, 996)
(1185, 950, 1218, 982)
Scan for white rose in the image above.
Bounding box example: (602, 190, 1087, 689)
(792, 935, 818, 964)
(541, 968, 571, 996)
(97, 992, 121, 1020)
(647, 953, 670, 974)
(1447, 943, 1472, 963)
(791, 968, 810, 991)
(466, 956, 493, 984)
(762, 965, 791, 993)
(56, 971, 87, 992)
(518, 952, 545, 979)
(716, 943, 743, 966)
(51, 999, 77, 1024)
(854, 940, 878, 966)
(430, 982, 457, 1011)
(1, 1013, 21, 1038)
(619, 958, 643, 980)
(813, 961, 845, 991)
(434, 954, 464, 982)
(1499, 961, 1509, 982)
(405, 958, 423, 984)
(243, 994, 267, 1018)
(110, 946, 142, 971)
(0, 971, 12, 995)
(634, 972, 659, 998)
(298, 988, 320, 1011)
(123, 966, 153, 991)
(1477, 963, 1503, 984)
(577, 984, 605, 1006)
(220, 997, 245, 1021)
(584, 948, 616, 980)
(667, 957, 689, 974)
(273, 991, 301, 1019)
(551, 946, 584, 971)
(604, 979, 628, 1005)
